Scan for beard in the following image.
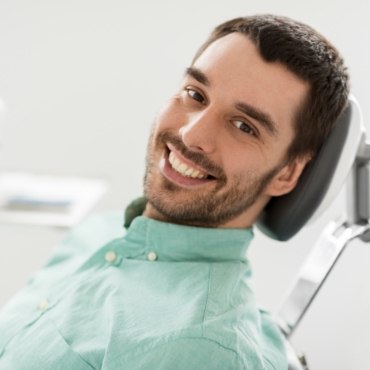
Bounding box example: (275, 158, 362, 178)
(143, 129, 281, 228)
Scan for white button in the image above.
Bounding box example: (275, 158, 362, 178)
(38, 299, 49, 311)
(105, 251, 117, 263)
(147, 251, 157, 261)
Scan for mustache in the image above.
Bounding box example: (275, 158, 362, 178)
(158, 131, 226, 181)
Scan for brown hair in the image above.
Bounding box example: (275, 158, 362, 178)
(193, 15, 349, 161)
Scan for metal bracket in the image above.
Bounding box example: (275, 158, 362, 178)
(275, 221, 369, 338)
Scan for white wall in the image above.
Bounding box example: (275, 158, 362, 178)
(0, 1, 369, 368)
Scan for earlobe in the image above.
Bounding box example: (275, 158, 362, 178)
(266, 155, 312, 197)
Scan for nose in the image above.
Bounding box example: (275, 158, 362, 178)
(179, 108, 218, 153)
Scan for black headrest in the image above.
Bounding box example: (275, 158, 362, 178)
(257, 102, 355, 241)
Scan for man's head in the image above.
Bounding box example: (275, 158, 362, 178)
(143, 15, 349, 228)
(193, 15, 349, 161)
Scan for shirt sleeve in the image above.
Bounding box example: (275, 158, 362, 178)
(118, 337, 248, 370)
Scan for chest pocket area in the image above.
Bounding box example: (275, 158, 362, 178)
(0, 317, 95, 370)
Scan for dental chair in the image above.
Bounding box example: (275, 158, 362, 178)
(257, 96, 370, 369)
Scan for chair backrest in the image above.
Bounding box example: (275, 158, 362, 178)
(257, 96, 365, 241)
(266, 97, 368, 368)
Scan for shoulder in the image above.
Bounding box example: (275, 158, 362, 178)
(29, 211, 125, 285)
(63, 211, 125, 248)
(49, 211, 124, 262)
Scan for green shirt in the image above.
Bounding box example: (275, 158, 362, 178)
(0, 212, 287, 369)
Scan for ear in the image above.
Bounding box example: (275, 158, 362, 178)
(265, 154, 312, 197)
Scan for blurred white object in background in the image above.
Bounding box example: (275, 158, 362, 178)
(0, 98, 107, 227)
(0, 172, 107, 227)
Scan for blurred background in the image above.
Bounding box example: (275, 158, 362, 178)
(0, 0, 369, 368)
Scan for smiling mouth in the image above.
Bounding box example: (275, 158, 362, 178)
(168, 151, 209, 179)
(166, 145, 216, 181)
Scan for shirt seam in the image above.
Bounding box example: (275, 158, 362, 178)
(172, 335, 244, 367)
(201, 263, 213, 336)
(124, 335, 246, 369)
(262, 355, 278, 370)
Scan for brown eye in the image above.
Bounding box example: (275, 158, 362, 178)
(185, 87, 206, 105)
(232, 119, 257, 136)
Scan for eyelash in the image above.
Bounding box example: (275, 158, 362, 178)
(232, 120, 257, 137)
(183, 86, 258, 137)
(184, 86, 207, 105)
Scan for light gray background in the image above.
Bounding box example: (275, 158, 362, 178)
(0, 1, 369, 369)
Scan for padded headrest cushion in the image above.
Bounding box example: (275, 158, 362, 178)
(257, 98, 363, 241)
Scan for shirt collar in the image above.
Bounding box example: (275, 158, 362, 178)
(122, 215, 254, 263)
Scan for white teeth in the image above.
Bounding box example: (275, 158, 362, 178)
(184, 168, 193, 176)
(179, 163, 187, 173)
(168, 151, 207, 179)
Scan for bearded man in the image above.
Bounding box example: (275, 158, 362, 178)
(0, 14, 348, 370)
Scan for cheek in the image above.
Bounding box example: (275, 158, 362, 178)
(222, 150, 246, 177)
(222, 148, 262, 180)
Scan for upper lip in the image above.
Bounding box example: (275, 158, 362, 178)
(166, 143, 216, 179)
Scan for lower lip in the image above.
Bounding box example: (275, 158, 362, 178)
(159, 151, 215, 188)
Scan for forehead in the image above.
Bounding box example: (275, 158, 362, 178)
(192, 33, 309, 134)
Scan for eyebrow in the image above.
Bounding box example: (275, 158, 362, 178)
(235, 102, 278, 137)
(185, 66, 278, 137)
(185, 67, 210, 86)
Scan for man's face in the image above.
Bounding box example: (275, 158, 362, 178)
(143, 33, 309, 228)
